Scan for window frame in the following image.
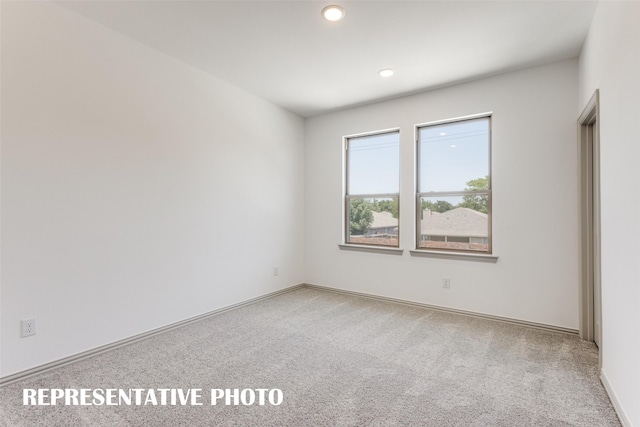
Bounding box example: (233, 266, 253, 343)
(344, 128, 400, 248)
(415, 113, 492, 254)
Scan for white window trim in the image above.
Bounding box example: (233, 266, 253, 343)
(338, 244, 404, 255)
(409, 249, 498, 262)
(414, 113, 493, 255)
(343, 128, 401, 249)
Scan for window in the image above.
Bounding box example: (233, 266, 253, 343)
(345, 130, 400, 247)
(416, 115, 491, 253)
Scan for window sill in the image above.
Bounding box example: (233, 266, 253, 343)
(409, 249, 498, 263)
(338, 244, 404, 255)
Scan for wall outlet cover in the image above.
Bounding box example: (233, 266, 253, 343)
(21, 318, 37, 337)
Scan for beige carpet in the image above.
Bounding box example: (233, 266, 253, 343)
(0, 287, 620, 426)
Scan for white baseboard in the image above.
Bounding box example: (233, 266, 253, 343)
(0, 284, 304, 387)
(301, 283, 579, 335)
(0, 282, 583, 388)
(600, 369, 632, 427)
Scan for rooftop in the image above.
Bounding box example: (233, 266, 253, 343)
(421, 208, 488, 237)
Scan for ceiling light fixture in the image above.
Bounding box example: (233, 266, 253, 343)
(379, 68, 394, 78)
(322, 5, 345, 22)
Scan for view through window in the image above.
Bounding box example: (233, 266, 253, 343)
(345, 130, 400, 247)
(417, 116, 491, 252)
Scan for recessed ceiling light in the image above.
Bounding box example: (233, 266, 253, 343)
(440, 132, 447, 136)
(322, 5, 345, 21)
(379, 68, 394, 78)
(450, 145, 457, 148)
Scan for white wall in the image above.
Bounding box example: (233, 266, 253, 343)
(2, 4, 636, 423)
(305, 59, 579, 329)
(579, 2, 640, 426)
(0, 2, 305, 377)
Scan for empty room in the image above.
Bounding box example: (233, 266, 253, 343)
(1, 1, 638, 426)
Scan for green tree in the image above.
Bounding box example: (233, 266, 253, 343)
(458, 176, 489, 214)
(349, 198, 374, 235)
(421, 199, 454, 214)
(370, 198, 399, 218)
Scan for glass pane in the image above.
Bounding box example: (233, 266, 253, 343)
(348, 131, 399, 195)
(418, 195, 489, 252)
(347, 197, 399, 247)
(418, 117, 489, 192)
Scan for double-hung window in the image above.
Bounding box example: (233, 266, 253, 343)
(345, 130, 400, 247)
(416, 115, 492, 253)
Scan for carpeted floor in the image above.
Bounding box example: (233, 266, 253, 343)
(0, 287, 620, 426)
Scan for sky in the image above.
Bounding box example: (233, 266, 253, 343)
(348, 131, 400, 195)
(419, 117, 489, 193)
(347, 117, 489, 196)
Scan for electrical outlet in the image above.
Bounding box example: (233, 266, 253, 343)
(442, 278, 451, 289)
(21, 318, 37, 337)
(273, 267, 279, 276)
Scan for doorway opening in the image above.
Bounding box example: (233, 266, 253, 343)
(578, 90, 601, 358)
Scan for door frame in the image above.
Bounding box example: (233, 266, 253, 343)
(578, 89, 601, 360)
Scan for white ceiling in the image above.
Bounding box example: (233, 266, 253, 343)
(56, 1, 598, 117)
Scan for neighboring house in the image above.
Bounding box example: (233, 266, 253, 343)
(365, 211, 398, 237)
(420, 207, 488, 244)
